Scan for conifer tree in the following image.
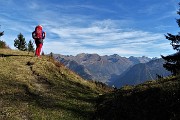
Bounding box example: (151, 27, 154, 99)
(14, 33, 27, 51)
(161, 2, 180, 75)
(27, 40, 35, 52)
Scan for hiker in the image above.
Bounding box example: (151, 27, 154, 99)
(32, 25, 46, 57)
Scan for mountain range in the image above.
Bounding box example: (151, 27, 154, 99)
(55, 53, 170, 87)
(109, 58, 171, 88)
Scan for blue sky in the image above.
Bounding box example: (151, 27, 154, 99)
(0, 0, 179, 57)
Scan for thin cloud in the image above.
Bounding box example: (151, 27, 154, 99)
(43, 18, 171, 57)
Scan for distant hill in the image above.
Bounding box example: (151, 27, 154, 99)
(111, 58, 171, 88)
(55, 53, 152, 83)
(0, 49, 111, 120)
(95, 76, 180, 120)
(59, 57, 93, 80)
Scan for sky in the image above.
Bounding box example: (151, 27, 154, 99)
(0, 0, 179, 57)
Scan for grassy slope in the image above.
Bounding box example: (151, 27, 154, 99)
(0, 49, 109, 120)
(96, 75, 180, 120)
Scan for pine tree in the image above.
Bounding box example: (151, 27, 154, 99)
(161, 2, 180, 75)
(14, 33, 27, 51)
(27, 40, 35, 52)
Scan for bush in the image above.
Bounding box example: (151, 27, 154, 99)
(0, 40, 9, 49)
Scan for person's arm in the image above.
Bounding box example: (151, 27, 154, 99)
(42, 31, 46, 39)
(32, 31, 36, 39)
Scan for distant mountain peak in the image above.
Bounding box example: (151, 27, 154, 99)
(128, 56, 152, 64)
(55, 53, 155, 83)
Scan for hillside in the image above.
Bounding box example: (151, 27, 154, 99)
(0, 49, 110, 120)
(55, 53, 152, 83)
(95, 76, 180, 120)
(111, 58, 171, 88)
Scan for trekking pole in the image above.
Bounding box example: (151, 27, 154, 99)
(32, 40, 36, 55)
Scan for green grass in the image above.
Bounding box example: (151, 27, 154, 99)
(95, 75, 180, 120)
(0, 48, 110, 120)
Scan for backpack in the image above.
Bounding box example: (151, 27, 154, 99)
(35, 25, 43, 39)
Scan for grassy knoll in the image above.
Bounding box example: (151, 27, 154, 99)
(0, 49, 110, 120)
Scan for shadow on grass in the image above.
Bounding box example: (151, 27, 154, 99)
(1, 81, 97, 120)
(32, 95, 95, 119)
(29, 92, 96, 119)
(0, 54, 33, 57)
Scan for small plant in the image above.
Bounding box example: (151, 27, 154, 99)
(41, 51, 45, 56)
(50, 52, 53, 58)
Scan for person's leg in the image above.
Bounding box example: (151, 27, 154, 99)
(35, 43, 39, 56)
(37, 43, 43, 57)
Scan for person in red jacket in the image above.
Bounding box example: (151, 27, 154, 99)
(32, 25, 46, 57)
